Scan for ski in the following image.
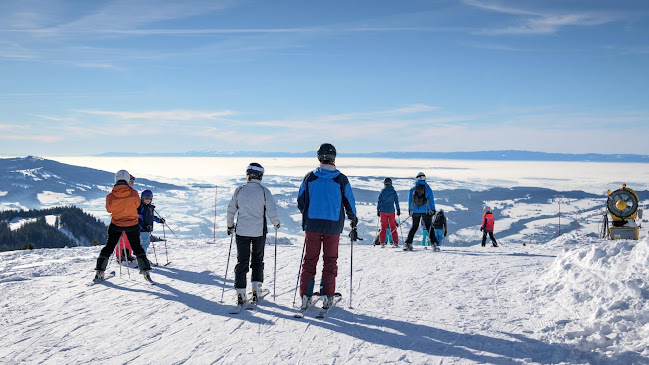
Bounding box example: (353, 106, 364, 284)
(87, 271, 116, 286)
(245, 289, 270, 311)
(229, 299, 250, 315)
(293, 295, 322, 318)
(315, 293, 343, 319)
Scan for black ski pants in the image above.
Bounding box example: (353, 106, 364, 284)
(482, 231, 497, 246)
(405, 213, 437, 244)
(96, 223, 151, 272)
(235, 234, 265, 289)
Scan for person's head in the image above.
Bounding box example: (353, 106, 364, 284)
(317, 143, 336, 164)
(141, 190, 153, 204)
(483, 206, 491, 213)
(246, 162, 264, 181)
(128, 174, 135, 187)
(383, 177, 392, 186)
(438, 209, 444, 215)
(115, 169, 130, 184)
(416, 172, 426, 181)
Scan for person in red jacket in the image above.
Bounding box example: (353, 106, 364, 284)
(93, 170, 152, 282)
(480, 206, 498, 247)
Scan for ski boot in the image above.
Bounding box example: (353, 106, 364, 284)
(251, 281, 262, 303)
(300, 295, 312, 310)
(141, 270, 153, 283)
(236, 288, 247, 305)
(93, 270, 105, 282)
(322, 295, 334, 309)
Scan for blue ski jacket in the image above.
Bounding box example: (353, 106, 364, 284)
(408, 180, 436, 214)
(297, 166, 357, 235)
(138, 203, 161, 232)
(377, 185, 400, 214)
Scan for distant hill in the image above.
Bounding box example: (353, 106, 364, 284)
(0, 156, 186, 209)
(95, 150, 649, 163)
(0, 206, 107, 252)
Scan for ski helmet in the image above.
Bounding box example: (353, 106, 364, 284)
(115, 169, 130, 183)
(141, 190, 153, 199)
(383, 177, 392, 185)
(438, 209, 444, 214)
(416, 172, 426, 181)
(483, 206, 491, 213)
(317, 143, 336, 163)
(246, 162, 264, 180)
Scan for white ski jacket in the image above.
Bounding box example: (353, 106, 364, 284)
(226, 179, 280, 237)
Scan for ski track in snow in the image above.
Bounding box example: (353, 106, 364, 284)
(1, 235, 648, 364)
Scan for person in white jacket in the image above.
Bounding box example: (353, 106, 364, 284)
(226, 163, 281, 304)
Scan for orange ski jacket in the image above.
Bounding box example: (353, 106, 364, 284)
(106, 184, 140, 227)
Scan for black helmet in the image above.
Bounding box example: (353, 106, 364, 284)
(246, 162, 264, 180)
(383, 177, 392, 185)
(317, 143, 336, 163)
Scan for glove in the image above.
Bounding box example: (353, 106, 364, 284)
(408, 210, 413, 216)
(159, 218, 165, 224)
(396, 209, 401, 216)
(348, 227, 361, 242)
(377, 211, 381, 217)
(227, 226, 235, 235)
(480, 227, 483, 232)
(429, 210, 436, 216)
(395, 222, 399, 227)
(350, 217, 358, 228)
(274, 222, 280, 229)
(444, 232, 447, 237)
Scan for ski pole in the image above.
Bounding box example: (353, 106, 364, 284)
(162, 224, 170, 266)
(349, 231, 354, 309)
(150, 232, 159, 266)
(374, 216, 380, 245)
(397, 216, 405, 246)
(115, 236, 122, 277)
(122, 233, 131, 279)
(213, 185, 218, 244)
(219, 233, 235, 303)
(154, 209, 178, 238)
(273, 227, 278, 300)
(292, 236, 307, 307)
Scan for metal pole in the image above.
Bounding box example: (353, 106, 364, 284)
(558, 193, 561, 236)
(213, 185, 218, 244)
(292, 237, 307, 307)
(273, 227, 278, 300)
(162, 224, 170, 266)
(150, 232, 159, 266)
(219, 233, 235, 303)
(122, 233, 130, 278)
(349, 233, 354, 309)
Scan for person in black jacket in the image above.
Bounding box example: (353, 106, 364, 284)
(376, 177, 400, 246)
(431, 209, 448, 246)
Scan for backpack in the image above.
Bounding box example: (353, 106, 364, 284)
(433, 212, 445, 226)
(412, 185, 428, 207)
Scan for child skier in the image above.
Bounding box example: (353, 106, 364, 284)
(93, 170, 152, 282)
(480, 206, 498, 247)
(226, 163, 280, 305)
(137, 190, 165, 255)
(432, 209, 448, 246)
(377, 177, 400, 247)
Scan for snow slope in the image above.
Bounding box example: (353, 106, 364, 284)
(1, 235, 647, 364)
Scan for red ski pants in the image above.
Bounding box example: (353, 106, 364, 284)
(299, 232, 339, 296)
(379, 212, 398, 244)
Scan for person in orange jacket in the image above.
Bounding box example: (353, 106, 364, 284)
(93, 170, 152, 282)
(480, 206, 498, 247)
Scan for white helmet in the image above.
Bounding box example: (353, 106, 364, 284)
(483, 206, 491, 213)
(416, 172, 426, 181)
(115, 169, 130, 183)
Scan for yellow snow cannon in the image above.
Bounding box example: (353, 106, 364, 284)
(606, 184, 642, 240)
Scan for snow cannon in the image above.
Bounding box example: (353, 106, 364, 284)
(605, 184, 642, 240)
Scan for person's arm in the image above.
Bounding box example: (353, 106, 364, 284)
(297, 174, 309, 214)
(226, 187, 240, 229)
(265, 187, 281, 228)
(342, 179, 357, 222)
(426, 185, 436, 213)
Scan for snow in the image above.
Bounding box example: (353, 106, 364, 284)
(1, 234, 647, 364)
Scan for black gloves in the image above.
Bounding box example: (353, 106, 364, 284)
(479, 227, 483, 232)
(377, 211, 381, 217)
(349, 227, 361, 242)
(444, 232, 447, 237)
(408, 210, 413, 216)
(396, 209, 401, 216)
(350, 217, 358, 228)
(274, 222, 280, 229)
(159, 218, 165, 224)
(429, 210, 436, 216)
(227, 226, 235, 235)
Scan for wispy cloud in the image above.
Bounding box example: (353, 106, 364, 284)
(463, 0, 620, 35)
(75, 109, 235, 120)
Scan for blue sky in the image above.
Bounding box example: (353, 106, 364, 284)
(1, 0, 648, 156)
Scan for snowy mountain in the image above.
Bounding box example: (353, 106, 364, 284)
(0, 234, 647, 364)
(0, 156, 186, 210)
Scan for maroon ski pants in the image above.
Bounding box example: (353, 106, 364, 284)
(299, 231, 339, 296)
(379, 212, 399, 244)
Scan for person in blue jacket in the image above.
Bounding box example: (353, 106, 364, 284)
(404, 172, 437, 251)
(137, 190, 164, 255)
(377, 177, 400, 246)
(297, 143, 358, 310)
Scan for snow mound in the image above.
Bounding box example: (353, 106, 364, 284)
(531, 235, 649, 359)
(544, 232, 604, 248)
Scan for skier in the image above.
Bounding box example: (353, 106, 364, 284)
(404, 172, 436, 251)
(137, 190, 165, 255)
(93, 170, 152, 282)
(226, 163, 280, 305)
(377, 177, 400, 247)
(115, 233, 134, 262)
(480, 206, 498, 247)
(297, 143, 358, 310)
(421, 219, 430, 247)
(432, 209, 448, 246)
